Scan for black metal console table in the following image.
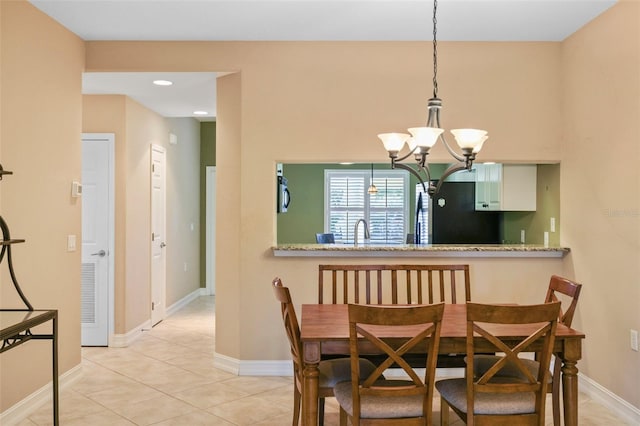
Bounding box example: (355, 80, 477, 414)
(0, 165, 58, 425)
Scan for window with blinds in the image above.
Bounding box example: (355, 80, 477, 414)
(324, 169, 409, 243)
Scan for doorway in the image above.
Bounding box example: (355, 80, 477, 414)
(81, 133, 115, 346)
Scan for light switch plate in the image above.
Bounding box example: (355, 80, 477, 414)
(550, 217, 556, 233)
(67, 235, 76, 252)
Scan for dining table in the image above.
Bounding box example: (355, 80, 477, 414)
(300, 303, 585, 426)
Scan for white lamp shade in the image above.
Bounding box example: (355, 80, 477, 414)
(378, 133, 410, 152)
(450, 129, 488, 150)
(472, 135, 488, 154)
(408, 127, 443, 148)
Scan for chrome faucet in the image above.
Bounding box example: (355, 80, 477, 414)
(354, 219, 370, 245)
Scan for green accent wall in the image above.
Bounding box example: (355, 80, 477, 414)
(277, 163, 561, 245)
(200, 121, 216, 286)
(501, 164, 560, 245)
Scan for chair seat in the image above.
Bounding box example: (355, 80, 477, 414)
(473, 355, 552, 384)
(318, 358, 378, 388)
(334, 380, 425, 419)
(435, 378, 536, 416)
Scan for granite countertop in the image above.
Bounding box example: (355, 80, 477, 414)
(272, 243, 570, 258)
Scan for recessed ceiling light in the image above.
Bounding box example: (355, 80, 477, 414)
(193, 111, 209, 116)
(153, 80, 173, 86)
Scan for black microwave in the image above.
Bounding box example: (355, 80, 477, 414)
(277, 176, 291, 213)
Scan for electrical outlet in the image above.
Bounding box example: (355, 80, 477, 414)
(550, 217, 556, 233)
(520, 230, 526, 244)
(631, 329, 638, 352)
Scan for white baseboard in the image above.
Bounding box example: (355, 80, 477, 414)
(212, 351, 241, 375)
(211, 354, 640, 424)
(109, 319, 151, 348)
(239, 360, 293, 376)
(212, 352, 293, 376)
(0, 364, 83, 426)
(166, 288, 207, 317)
(579, 373, 640, 425)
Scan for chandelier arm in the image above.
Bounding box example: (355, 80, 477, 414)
(392, 162, 428, 193)
(434, 162, 468, 194)
(395, 148, 420, 163)
(418, 161, 433, 183)
(438, 134, 467, 162)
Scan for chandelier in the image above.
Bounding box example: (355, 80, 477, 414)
(378, 0, 487, 197)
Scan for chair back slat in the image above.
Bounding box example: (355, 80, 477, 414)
(318, 264, 471, 305)
(546, 274, 582, 327)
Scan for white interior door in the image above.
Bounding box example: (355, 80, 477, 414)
(206, 166, 216, 295)
(151, 145, 167, 326)
(81, 133, 114, 346)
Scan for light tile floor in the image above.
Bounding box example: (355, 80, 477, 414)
(20, 296, 631, 425)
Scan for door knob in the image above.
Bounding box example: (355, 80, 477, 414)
(160, 242, 166, 248)
(91, 250, 106, 257)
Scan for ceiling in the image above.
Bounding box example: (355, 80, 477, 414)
(30, 0, 617, 119)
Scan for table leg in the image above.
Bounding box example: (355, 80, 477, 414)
(303, 363, 319, 426)
(52, 313, 59, 426)
(303, 341, 321, 426)
(561, 339, 582, 426)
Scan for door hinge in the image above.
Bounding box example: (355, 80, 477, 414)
(152, 302, 155, 310)
(152, 232, 155, 241)
(152, 163, 155, 173)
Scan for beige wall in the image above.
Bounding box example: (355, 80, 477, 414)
(165, 117, 201, 305)
(215, 73, 242, 359)
(83, 9, 640, 407)
(561, 1, 640, 407)
(0, 1, 84, 411)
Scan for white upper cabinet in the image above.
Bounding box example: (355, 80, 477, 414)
(475, 164, 537, 211)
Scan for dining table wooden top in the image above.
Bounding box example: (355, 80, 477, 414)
(301, 303, 586, 342)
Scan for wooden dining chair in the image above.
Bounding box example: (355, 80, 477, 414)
(436, 301, 562, 426)
(333, 303, 445, 425)
(318, 264, 470, 305)
(272, 277, 379, 426)
(316, 233, 336, 244)
(472, 275, 582, 426)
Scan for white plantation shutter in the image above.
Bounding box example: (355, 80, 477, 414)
(325, 170, 409, 243)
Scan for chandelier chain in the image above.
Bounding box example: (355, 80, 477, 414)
(432, 0, 439, 98)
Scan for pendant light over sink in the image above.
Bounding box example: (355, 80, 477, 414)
(378, 0, 488, 197)
(367, 163, 378, 195)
